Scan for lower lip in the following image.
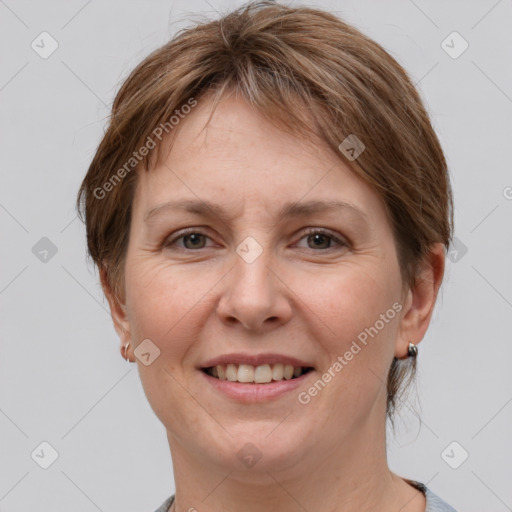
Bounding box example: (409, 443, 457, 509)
(200, 370, 313, 402)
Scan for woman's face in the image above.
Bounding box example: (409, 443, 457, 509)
(113, 95, 415, 473)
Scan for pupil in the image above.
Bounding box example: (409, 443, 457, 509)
(185, 233, 204, 248)
(310, 234, 329, 249)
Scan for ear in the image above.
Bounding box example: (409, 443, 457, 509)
(99, 264, 132, 361)
(395, 243, 446, 359)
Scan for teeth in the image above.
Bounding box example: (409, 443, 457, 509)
(272, 363, 284, 381)
(284, 364, 294, 380)
(226, 363, 238, 381)
(237, 364, 254, 383)
(207, 363, 309, 383)
(254, 364, 272, 383)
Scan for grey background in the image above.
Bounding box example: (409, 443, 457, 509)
(1, 0, 511, 511)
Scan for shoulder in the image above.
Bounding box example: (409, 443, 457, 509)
(153, 495, 174, 512)
(153, 487, 458, 512)
(407, 480, 458, 512)
(424, 487, 458, 512)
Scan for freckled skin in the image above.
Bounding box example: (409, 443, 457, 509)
(104, 95, 444, 512)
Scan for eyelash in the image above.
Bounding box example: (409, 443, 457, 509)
(164, 227, 348, 252)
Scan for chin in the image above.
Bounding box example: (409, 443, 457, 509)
(196, 420, 315, 474)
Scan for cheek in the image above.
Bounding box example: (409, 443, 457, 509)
(124, 259, 208, 356)
(124, 260, 209, 429)
(297, 262, 398, 341)
(294, 261, 400, 411)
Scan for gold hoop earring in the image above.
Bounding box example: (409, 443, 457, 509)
(123, 342, 130, 363)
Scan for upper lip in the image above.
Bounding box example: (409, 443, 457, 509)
(200, 353, 314, 369)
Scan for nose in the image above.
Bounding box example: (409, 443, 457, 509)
(216, 242, 293, 332)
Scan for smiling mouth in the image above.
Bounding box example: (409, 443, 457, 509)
(202, 363, 314, 384)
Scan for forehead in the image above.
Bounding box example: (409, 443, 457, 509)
(133, 95, 384, 221)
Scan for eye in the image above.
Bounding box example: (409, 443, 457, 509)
(164, 229, 213, 250)
(163, 227, 347, 252)
(296, 228, 347, 250)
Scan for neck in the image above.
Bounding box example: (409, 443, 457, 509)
(166, 414, 425, 512)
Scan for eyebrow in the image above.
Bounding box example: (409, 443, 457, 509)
(144, 199, 368, 224)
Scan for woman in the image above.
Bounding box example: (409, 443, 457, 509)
(77, 2, 456, 510)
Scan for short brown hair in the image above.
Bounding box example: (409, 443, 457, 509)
(76, 1, 454, 420)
